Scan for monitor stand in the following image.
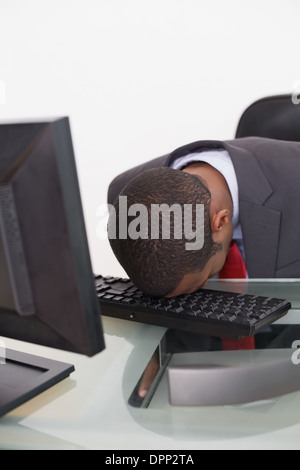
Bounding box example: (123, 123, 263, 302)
(0, 348, 74, 417)
(129, 325, 300, 409)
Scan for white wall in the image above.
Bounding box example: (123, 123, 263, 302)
(0, 0, 299, 277)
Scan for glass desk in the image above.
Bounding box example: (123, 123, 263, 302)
(125, 279, 300, 440)
(117, 279, 300, 449)
(1, 279, 300, 450)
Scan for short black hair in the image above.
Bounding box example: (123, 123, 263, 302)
(108, 167, 221, 296)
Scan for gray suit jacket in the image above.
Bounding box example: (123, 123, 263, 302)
(107, 137, 300, 278)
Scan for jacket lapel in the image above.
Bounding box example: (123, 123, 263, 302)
(224, 141, 281, 277)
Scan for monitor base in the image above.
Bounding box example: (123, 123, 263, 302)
(0, 348, 74, 418)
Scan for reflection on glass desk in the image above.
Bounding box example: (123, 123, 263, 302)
(128, 279, 300, 409)
(205, 278, 300, 309)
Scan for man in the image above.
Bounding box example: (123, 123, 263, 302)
(107, 136, 300, 297)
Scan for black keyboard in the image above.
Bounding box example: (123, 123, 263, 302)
(95, 275, 291, 339)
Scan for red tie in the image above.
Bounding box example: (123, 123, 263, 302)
(219, 241, 255, 350)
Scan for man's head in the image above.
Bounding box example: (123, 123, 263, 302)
(108, 166, 233, 297)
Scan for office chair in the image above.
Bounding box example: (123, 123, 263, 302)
(235, 94, 300, 141)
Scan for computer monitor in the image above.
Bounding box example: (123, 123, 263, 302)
(0, 117, 105, 417)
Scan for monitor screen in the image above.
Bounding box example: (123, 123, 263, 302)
(0, 117, 105, 416)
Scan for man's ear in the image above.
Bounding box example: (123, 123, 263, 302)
(210, 209, 230, 234)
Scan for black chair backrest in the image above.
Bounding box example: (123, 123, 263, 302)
(235, 94, 300, 141)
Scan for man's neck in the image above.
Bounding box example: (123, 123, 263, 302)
(182, 161, 233, 219)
